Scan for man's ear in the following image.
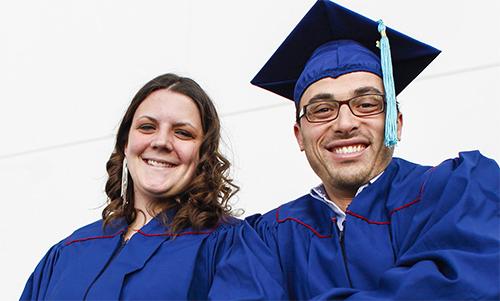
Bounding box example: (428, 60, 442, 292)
(294, 123, 305, 151)
(397, 112, 403, 141)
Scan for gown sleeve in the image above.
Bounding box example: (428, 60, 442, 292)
(207, 219, 287, 300)
(312, 151, 500, 300)
(20, 240, 65, 300)
(245, 213, 280, 256)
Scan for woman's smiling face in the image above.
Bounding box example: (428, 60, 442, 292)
(125, 88, 203, 204)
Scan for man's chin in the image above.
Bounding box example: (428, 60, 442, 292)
(329, 167, 371, 189)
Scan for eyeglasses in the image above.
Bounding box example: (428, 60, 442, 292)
(298, 93, 385, 123)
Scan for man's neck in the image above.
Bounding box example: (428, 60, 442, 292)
(323, 172, 386, 211)
(323, 185, 356, 212)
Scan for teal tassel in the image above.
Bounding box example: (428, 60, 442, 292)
(377, 20, 398, 147)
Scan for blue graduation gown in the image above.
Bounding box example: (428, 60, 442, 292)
(21, 216, 286, 300)
(247, 151, 500, 300)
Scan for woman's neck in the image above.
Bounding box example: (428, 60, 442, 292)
(124, 194, 159, 240)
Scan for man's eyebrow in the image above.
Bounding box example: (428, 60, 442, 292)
(307, 93, 335, 104)
(305, 86, 383, 105)
(353, 86, 383, 95)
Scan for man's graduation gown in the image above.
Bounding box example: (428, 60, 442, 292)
(248, 151, 499, 300)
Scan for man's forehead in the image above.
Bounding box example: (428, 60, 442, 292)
(300, 73, 384, 106)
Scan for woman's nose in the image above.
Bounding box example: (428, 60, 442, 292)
(151, 131, 173, 151)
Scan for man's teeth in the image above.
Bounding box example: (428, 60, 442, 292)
(146, 159, 174, 167)
(334, 145, 365, 154)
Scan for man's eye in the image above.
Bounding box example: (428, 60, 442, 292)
(359, 102, 377, 108)
(355, 102, 378, 113)
(315, 107, 333, 113)
(353, 95, 384, 114)
(311, 104, 336, 115)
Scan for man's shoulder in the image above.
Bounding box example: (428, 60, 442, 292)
(421, 151, 498, 199)
(388, 151, 498, 220)
(248, 194, 316, 221)
(379, 151, 497, 209)
(436, 150, 497, 173)
(395, 150, 497, 177)
(246, 194, 335, 238)
(403, 150, 498, 192)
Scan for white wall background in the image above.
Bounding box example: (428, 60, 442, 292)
(1, 0, 498, 298)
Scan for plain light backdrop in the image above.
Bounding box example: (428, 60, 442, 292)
(1, 0, 499, 298)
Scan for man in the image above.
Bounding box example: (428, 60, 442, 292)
(247, 1, 500, 299)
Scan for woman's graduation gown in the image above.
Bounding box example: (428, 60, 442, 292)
(248, 151, 499, 300)
(21, 216, 285, 300)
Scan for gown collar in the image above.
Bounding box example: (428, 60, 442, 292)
(276, 159, 405, 237)
(65, 209, 218, 246)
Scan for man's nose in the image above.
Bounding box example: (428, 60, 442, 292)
(331, 104, 360, 134)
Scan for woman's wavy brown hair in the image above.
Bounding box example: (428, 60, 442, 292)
(102, 73, 238, 233)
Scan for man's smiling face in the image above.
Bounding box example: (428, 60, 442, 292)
(294, 71, 402, 197)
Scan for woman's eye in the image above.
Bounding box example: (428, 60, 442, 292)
(175, 130, 194, 139)
(138, 124, 155, 131)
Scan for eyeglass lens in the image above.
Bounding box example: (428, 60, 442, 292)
(306, 94, 384, 122)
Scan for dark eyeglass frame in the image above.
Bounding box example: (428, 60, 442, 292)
(298, 93, 386, 123)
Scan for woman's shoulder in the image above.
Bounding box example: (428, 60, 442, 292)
(62, 219, 126, 246)
(202, 216, 242, 236)
(67, 219, 104, 236)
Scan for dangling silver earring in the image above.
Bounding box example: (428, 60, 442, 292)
(121, 157, 129, 210)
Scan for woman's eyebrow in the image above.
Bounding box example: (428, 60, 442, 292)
(136, 115, 157, 122)
(172, 121, 196, 129)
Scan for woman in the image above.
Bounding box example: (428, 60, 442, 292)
(21, 73, 285, 300)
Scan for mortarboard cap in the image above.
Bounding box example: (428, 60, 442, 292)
(250, 0, 441, 146)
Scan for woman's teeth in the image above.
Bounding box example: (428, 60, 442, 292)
(145, 159, 174, 167)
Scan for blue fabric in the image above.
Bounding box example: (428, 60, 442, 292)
(251, 0, 441, 103)
(247, 151, 500, 300)
(294, 40, 382, 102)
(21, 217, 286, 300)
